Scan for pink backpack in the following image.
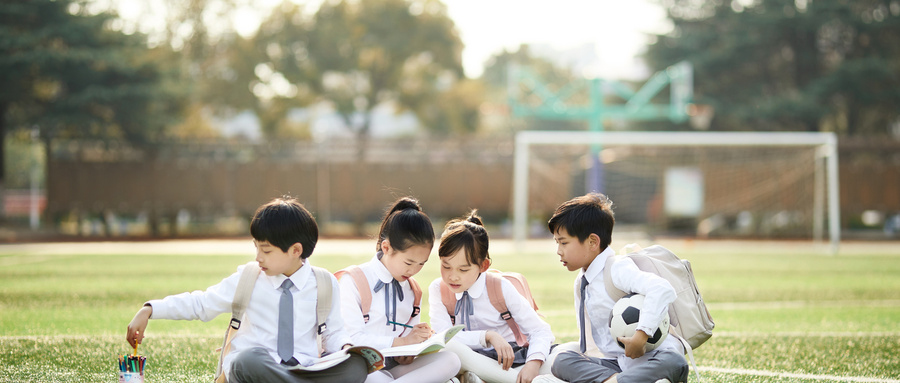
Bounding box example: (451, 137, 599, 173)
(439, 269, 541, 346)
(335, 265, 423, 324)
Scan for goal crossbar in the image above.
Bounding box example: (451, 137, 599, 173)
(512, 131, 841, 254)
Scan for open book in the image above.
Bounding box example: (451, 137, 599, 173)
(380, 325, 464, 358)
(287, 345, 384, 373)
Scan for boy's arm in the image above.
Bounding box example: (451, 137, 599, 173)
(126, 304, 152, 348)
(145, 264, 245, 321)
(609, 258, 676, 341)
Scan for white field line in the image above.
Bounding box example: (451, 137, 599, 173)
(697, 366, 900, 383)
(708, 300, 900, 310)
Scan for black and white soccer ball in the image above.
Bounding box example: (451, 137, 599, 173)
(608, 293, 669, 351)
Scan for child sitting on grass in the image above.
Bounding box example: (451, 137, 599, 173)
(429, 210, 558, 383)
(547, 193, 688, 383)
(126, 197, 368, 383)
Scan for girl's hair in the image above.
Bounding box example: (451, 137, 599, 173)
(376, 197, 435, 252)
(438, 209, 490, 266)
(250, 196, 318, 258)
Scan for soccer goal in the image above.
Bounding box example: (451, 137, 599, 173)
(512, 131, 840, 253)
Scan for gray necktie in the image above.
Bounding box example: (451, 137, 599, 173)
(579, 275, 589, 353)
(278, 279, 294, 364)
(455, 291, 474, 331)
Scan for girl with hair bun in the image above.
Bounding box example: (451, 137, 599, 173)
(338, 197, 461, 383)
(430, 210, 558, 383)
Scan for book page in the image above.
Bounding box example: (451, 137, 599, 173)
(380, 325, 464, 358)
(287, 346, 384, 373)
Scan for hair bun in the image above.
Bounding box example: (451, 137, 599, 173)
(390, 197, 422, 213)
(466, 209, 484, 226)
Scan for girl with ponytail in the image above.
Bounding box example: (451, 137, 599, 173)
(338, 197, 461, 383)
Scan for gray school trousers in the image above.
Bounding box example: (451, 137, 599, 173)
(230, 347, 369, 383)
(551, 349, 689, 383)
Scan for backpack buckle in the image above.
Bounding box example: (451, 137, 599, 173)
(449, 315, 456, 325)
(317, 323, 327, 335)
(363, 314, 370, 323)
(230, 318, 242, 330)
(411, 306, 420, 317)
(500, 311, 513, 321)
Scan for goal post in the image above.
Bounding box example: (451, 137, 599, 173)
(512, 131, 840, 254)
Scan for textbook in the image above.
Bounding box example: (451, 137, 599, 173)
(380, 325, 464, 358)
(287, 346, 384, 373)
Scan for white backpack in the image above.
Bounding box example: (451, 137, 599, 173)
(214, 263, 334, 383)
(603, 244, 714, 381)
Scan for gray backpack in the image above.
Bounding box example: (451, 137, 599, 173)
(603, 244, 714, 381)
(214, 263, 334, 383)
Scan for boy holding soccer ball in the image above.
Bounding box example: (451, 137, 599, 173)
(546, 193, 688, 383)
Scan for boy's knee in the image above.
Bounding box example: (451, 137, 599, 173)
(343, 354, 370, 383)
(230, 347, 270, 380)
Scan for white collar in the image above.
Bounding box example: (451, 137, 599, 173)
(370, 253, 395, 284)
(583, 246, 615, 283)
(268, 261, 311, 290)
(456, 271, 487, 299)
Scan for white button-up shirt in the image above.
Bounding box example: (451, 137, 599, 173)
(147, 261, 351, 379)
(579, 247, 681, 370)
(338, 255, 421, 350)
(428, 273, 554, 363)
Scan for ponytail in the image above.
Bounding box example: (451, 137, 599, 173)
(377, 197, 435, 252)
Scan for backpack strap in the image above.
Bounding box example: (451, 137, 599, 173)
(311, 266, 332, 335)
(215, 263, 261, 383)
(484, 273, 528, 346)
(439, 281, 457, 325)
(603, 256, 628, 302)
(406, 277, 423, 323)
(335, 266, 372, 323)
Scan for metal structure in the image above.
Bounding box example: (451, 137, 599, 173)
(508, 61, 694, 193)
(511, 131, 841, 255)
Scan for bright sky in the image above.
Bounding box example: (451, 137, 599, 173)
(113, 0, 672, 80)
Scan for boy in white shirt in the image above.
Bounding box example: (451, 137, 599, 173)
(126, 197, 368, 383)
(547, 193, 688, 383)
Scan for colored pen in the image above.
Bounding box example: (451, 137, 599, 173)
(387, 320, 414, 329)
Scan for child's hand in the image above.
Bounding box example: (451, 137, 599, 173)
(486, 331, 514, 370)
(126, 305, 152, 349)
(399, 323, 433, 345)
(617, 329, 649, 359)
(516, 360, 542, 383)
(394, 355, 415, 365)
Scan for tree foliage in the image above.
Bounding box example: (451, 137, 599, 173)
(207, 0, 467, 142)
(646, 0, 900, 135)
(0, 0, 183, 192)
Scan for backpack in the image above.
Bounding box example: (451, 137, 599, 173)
(214, 263, 334, 383)
(603, 244, 715, 382)
(334, 265, 422, 325)
(438, 269, 541, 347)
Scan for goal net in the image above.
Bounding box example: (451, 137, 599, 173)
(512, 131, 840, 252)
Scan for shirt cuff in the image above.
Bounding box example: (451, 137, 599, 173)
(526, 352, 546, 363)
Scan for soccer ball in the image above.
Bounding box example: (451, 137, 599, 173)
(608, 293, 669, 351)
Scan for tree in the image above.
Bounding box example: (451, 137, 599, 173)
(645, 0, 900, 135)
(306, 0, 463, 152)
(0, 0, 183, 218)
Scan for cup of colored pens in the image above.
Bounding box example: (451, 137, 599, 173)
(118, 354, 146, 383)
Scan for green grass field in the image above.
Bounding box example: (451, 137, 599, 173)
(1, 239, 899, 382)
